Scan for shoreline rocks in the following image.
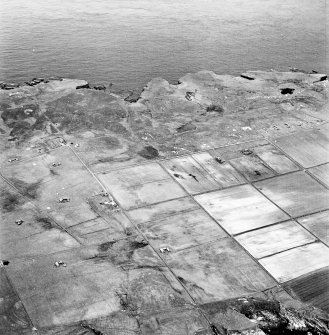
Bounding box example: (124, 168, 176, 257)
(0, 82, 20, 90)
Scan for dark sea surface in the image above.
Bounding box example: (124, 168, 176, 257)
(0, 0, 327, 90)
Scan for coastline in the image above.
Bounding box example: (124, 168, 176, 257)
(0, 69, 328, 166)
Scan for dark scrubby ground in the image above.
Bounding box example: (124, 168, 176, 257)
(0, 190, 22, 212)
(138, 146, 159, 159)
(45, 92, 128, 134)
(35, 216, 54, 230)
(9, 178, 40, 199)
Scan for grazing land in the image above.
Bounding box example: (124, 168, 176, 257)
(1, 70, 329, 334)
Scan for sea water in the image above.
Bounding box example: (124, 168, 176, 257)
(0, 0, 327, 90)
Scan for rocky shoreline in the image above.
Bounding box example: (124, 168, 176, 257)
(0, 69, 328, 165)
